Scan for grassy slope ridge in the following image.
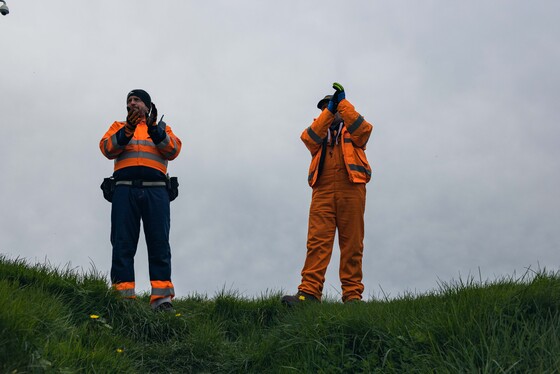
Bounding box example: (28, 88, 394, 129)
(1, 255, 560, 373)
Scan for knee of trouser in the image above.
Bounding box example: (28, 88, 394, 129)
(112, 241, 138, 256)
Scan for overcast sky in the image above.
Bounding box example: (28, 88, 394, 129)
(1, 1, 559, 301)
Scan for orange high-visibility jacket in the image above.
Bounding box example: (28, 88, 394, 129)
(100, 121, 181, 175)
(301, 99, 373, 187)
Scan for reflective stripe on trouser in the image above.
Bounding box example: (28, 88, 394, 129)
(299, 142, 366, 302)
(110, 185, 173, 302)
(113, 281, 136, 299)
(150, 280, 175, 304)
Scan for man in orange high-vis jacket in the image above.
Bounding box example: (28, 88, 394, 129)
(282, 83, 373, 306)
(100, 89, 182, 312)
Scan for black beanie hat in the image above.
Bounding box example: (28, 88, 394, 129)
(317, 95, 333, 110)
(127, 89, 151, 108)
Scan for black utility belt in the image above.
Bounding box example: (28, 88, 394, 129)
(115, 180, 167, 187)
(101, 176, 179, 202)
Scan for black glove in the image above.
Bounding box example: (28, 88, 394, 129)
(146, 103, 158, 127)
(125, 108, 142, 137)
(147, 114, 166, 144)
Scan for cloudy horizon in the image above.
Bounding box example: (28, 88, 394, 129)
(1, 1, 559, 301)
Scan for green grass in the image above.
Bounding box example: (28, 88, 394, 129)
(1, 255, 560, 373)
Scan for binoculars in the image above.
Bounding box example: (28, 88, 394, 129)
(0, 1, 9, 16)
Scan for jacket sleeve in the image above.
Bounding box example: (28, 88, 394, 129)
(300, 109, 334, 155)
(99, 121, 128, 160)
(337, 99, 373, 149)
(154, 124, 182, 160)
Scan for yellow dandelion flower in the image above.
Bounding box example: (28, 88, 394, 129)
(175, 313, 181, 317)
(116, 348, 124, 354)
(90, 315, 100, 319)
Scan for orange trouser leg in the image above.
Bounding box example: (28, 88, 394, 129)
(299, 187, 337, 299)
(336, 183, 366, 302)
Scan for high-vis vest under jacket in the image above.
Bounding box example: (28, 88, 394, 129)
(100, 120, 181, 174)
(301, 99, 373, 187)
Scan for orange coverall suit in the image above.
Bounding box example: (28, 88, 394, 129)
(299, 99, 373, 302)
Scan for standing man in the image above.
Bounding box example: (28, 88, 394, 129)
(282, 83, 373, 305)
(100, 89, 182, 312)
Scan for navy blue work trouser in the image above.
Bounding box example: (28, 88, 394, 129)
(110, 185, 172, 284)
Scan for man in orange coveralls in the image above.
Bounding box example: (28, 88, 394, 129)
(282, 83, 373, 305)
(100, 89, 182, 312)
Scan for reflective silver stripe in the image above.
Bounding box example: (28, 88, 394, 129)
(104, 134, 124, 157)
(130, 139, 157, 147)
(111, 134, 124, 149)
(347, 116, 364, 134)
(166, 137, 178, 157)
(157, 134, 170, 148)
(308, 170, 315, 182)
(115, 181, 167, 187)
(349, 164, 371, 176)
(157, 135, 178, 158)
(117, 289, 136, 297)
(307, 127, 323, 144)
(128, 137, 177, 159)
(116, 151, 168, 167)
(152, 287, 175, 297)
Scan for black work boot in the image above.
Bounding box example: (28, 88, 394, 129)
(154, 302, 175, 313)
(281, 291, 319, 307)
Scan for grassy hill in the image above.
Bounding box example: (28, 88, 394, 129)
(1, 255, 559, 373)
